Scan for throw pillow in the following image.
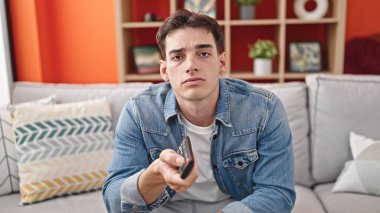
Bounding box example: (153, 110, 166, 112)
(12, 98, 114, 204)
(332, 132, 380, 196)
(0, 95, 56, 195)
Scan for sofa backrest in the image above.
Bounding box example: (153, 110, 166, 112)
(306, 74, 380, 183)
(11, 81, 316, 187)
(11, 82, 152, 128)
(256, 82, 314, 187)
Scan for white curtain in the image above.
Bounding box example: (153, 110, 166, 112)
(0, 0, 13, 105)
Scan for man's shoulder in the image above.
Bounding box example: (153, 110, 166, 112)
(126, 83, 171, 123)
(132, 82, 171, 100)
(223, 78, 275, 100)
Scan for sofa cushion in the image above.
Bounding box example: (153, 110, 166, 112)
(0, 96, 56, 195)
(306, 74, 380, 183)
(12, 98, 113, 204)
(0, 190, 106, 213)
(11, 82, 152, 128)
(315, 183, 380, 213)
(333, 132, 380, 196)
(257, 82, 314, 187)
(292, 185, 325, 213)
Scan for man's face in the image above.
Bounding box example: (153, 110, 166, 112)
(160, 27, 226, 103)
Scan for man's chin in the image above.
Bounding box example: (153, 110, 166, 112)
(182, 92, 207, 102)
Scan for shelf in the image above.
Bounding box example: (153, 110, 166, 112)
(124, 74, 162, 82)
(229, 19, 281, 26)
(122, 22, 163, 28)
(217, 20, 226, 26)
(122, 21, 228, 28)
(116, 0, 346, 83)
(285, 18, 338, 25)
(230, 72, 280, 80)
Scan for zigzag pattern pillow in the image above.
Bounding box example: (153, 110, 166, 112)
(0, 95, 56, 195)
(12, 98, 114, 204)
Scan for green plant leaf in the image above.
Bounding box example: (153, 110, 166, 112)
(248, 39, 278, 59)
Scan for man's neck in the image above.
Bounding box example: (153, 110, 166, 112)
(179, 102, 216, 127)
(177, 94, 218, 127)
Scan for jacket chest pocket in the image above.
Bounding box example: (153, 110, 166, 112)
(222, 148, 258, 193)
(222, 148, 258, 169)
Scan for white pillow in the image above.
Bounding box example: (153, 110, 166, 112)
(332, 132, 380, 196)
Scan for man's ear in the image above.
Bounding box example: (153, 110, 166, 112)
(160, 60, 169, 82)
(219, 52, 227, 74)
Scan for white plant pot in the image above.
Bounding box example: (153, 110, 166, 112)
(254, 58, 272, 76)
(239, 5, 256, 19)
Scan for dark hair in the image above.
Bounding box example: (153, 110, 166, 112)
(156, 9, 224, 59)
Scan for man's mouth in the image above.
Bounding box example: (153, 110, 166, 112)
(183, 77, 205, 84)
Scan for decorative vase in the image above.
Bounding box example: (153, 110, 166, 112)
(293, 0, 328, 20)
(239, 5, 256, 19)
(254, 58, 272, 76)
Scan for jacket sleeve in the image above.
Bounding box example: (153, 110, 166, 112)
(222, 95, 296, 213)
(102, 101, 172, 213)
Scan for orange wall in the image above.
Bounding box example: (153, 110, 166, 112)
(8, 0, 118, 83)
(345, 0, 380, 41)
(8, 0, 42, 82)
(8, 0, 380, 83)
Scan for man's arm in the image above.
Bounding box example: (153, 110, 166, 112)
(102, 102, 198, 213)
(222, 95, 296, 213)
(102, 102, 152, 213)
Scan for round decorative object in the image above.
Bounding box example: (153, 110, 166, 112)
(294, 0, 328, 20)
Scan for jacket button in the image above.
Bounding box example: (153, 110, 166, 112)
(212, 134, 217, 140)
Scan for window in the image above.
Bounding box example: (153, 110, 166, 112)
(0, 0, 13, 105)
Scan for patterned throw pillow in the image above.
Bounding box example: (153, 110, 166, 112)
(333, 132, 380, 196)
(12, 98, 114, 204)
(0, 96, 56, 195)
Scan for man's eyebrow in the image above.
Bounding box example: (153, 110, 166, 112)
(168, 48, 185, 55)
(168, 44, 214, 55)
(196, 44, 213, 49)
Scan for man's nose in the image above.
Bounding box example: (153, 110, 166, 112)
(185, 56, 199, 73)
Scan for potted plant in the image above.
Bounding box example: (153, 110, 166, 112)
(237, 0, 261, 19)
(248, 39, 278, 76)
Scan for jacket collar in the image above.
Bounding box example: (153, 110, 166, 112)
(164, 79, 232, 127)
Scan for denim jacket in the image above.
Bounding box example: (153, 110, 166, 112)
(103, 78, 295, 213)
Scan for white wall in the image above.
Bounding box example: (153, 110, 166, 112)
(0, 0, 13, 105)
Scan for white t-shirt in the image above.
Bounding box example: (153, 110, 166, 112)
(172, 114, 231, 202)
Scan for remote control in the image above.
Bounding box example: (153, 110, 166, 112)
(177, 136, 194, 179)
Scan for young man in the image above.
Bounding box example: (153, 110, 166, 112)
(103, 10, 295, 213)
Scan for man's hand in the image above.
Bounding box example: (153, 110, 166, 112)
(138, 149, 198, 204)
(157, 149, 198, 192)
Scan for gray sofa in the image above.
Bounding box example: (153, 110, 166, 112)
(0, 74, 379, 212)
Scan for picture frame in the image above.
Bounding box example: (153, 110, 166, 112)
(132, 45, 161, 74)
(289, 42, 321, 72)
(184, 0, 216, 18)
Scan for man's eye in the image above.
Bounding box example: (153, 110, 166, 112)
(171, 55, 183, 61)
(200, 52, 211, 57)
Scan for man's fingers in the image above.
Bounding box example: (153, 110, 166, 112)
(158, 149, 198, 192)
(160, 149, 185, 166)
